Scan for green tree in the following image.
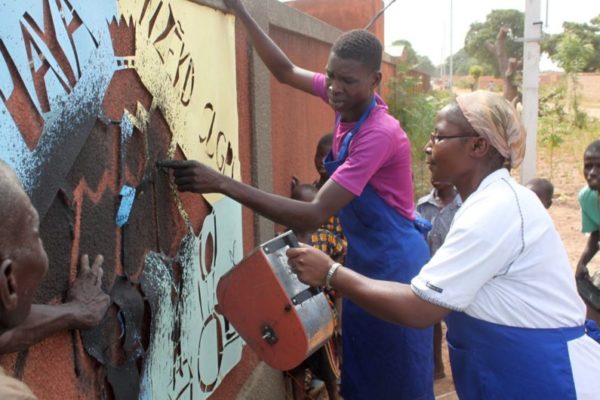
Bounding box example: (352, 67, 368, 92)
(553, 32, 595, 74)
(445, 48, 469, 75)
(392, 39, 419, 65)
(539, 82, 568, 179)
(468, 65, 483, 90)
(550, 32, 593, 128)
(386, 62, 453, 197)
(464, 9, 524, 76)
(545, 15, 600, 72)
(415, 55, 437, 76)
(464, 10, 524, 101)
(442, 48, 493, 76)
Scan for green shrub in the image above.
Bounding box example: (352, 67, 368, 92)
(386, 63, 454, 198)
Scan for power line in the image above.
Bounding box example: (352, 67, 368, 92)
(365, 0, 398, 31)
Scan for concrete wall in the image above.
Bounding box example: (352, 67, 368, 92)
(576, 72, 600, 104)
(0, 0, 401, 398)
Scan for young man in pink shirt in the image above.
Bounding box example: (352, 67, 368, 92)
(161, 1, 432, 398)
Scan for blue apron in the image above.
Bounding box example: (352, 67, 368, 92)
(445, 312, 597, 399)
(324, 99, 434, 400)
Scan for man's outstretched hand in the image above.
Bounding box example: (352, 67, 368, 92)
(0, 254, 110, 354)
(67, 254, 110, 330)
(159, 160, 224, 194)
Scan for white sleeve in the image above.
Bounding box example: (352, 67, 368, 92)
(411, 195, 522, 311)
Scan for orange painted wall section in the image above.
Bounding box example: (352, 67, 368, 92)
(288, 0, 385, 43)
(270, 26, 335, 198)
(381, 61, 398, 101)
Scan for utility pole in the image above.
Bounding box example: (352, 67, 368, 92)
(520, 0, 542, 183)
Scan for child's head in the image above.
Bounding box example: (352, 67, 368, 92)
(0, 161, 48, 331)
(331, 30, 382, 73)
(583, 140, 600, 192)
(526, 178, 554, 209)
(327, 30, 382, 114)
(291, 183, 317, 203)
(314, 133, 333, 180)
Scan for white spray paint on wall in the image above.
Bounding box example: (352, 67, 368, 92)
(140, 197, 244, 400)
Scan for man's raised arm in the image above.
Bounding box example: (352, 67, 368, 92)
(223, 0, 317, 94)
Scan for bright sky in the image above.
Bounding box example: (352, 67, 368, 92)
(382, 0, 600, 71)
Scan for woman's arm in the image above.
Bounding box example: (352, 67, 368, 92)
(287, 246, 451, 328)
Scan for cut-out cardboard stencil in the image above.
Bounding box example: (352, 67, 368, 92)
(0, 0, 244, 398)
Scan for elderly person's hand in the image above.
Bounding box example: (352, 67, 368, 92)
(287, 245, 335, 287)
(159, 160, 224, 194)
(67, 255, 110, 329)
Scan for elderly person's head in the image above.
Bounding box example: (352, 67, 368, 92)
(0, 160, 48, 331)
(425, 91, 526, 198)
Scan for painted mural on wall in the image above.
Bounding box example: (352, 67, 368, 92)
(0, 0, 244, 399)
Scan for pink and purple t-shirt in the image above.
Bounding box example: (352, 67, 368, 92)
(312, 73, 416, 220)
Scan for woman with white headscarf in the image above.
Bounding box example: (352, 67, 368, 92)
(288, 91, 600, 399)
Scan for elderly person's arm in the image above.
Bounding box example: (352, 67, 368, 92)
(576, 230, 600, 279)
(287, 246, 450, 328)
(0, 255, 110, 354)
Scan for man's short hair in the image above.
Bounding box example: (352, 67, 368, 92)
(585, 140, 600, 155)
(331, 29, 382, 72)
(526, 178, 554, 199)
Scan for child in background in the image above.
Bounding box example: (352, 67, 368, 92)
(313, 133, 333, 190)
(417, 179, 461, 379)
(526, 178, 554, 209)
(292, 184, 346, 263)
(576, 140, 600, 323)
(288, 183, 344, 400)
(313, 134, 346, 245)
(292, 133, 346, 247)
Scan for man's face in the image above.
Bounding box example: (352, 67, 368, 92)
(325, 53, 378, 115)
(583, 149, 600, 191)
(314, 143, 331, 178)
(0, 199, 49, 328)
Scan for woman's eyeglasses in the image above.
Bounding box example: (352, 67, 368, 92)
(429, 132, 479, 145)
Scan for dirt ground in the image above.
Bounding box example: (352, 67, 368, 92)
(433, 107, 600, 399)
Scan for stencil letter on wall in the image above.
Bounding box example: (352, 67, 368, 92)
(0, 0, 100, 149)
(140, 198, 243, 400)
